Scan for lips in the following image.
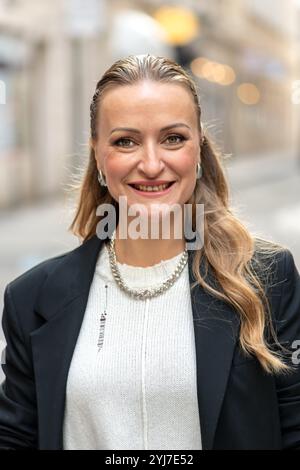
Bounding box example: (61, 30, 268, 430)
(128, 181, 175, 190)
(127, 181, 176, 196)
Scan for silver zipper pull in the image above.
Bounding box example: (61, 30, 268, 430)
(97, 284, 108, 351)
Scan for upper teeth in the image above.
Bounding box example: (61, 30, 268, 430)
(133, 183, 170, 191)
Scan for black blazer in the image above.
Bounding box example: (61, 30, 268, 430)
(0, 235, 300, 450)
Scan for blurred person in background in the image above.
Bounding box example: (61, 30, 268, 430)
(0, 54, 300, 450)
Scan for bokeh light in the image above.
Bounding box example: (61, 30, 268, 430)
(237, 83, 261, 105)
(191, 57, 236, 85)
(153, 6, 200, 46)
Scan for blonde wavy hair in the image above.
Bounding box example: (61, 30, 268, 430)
(68, 54, 291, 375)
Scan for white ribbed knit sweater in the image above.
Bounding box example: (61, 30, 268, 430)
(62, 242, 202, 450)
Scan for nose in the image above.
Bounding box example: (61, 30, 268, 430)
(137, 146, 165, 177)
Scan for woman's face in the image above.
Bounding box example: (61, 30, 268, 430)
(92, 80, 201, 217)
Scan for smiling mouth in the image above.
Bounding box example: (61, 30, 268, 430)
(128, 181, 176, 192)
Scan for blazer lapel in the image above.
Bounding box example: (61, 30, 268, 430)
(188, 251, 240, 449)
(30, 235, 239, 450)
(30, 235, 104, 449)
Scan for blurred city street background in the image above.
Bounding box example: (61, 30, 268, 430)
(1, 0, 300, 368)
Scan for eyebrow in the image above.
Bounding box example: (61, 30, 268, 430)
(110, 123, 191, 135)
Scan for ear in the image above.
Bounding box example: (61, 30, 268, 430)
(90, 138, 98, 160)
(198, 129, 202, 148)
(89, 137, 95, 150)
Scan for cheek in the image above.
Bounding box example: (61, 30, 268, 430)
(176, 153, 197, 199)
(174, 152, 196, 177)
(104, 155, 128, 181)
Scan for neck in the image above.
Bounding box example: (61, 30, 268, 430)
(113, 224, 186, 268)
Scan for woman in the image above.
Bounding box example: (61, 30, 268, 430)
(0, 54, 300, 450)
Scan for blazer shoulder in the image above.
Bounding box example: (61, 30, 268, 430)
(5, 246, 77, 302)
(3, 235, 102, 314)
(252, 238, 296, 285)
(251, 239, 300, 320)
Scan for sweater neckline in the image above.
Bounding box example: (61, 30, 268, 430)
(95, 242, 186, 288)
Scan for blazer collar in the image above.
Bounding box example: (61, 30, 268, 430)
(31, 234, 239, 450)
(34, 234, 104, 321)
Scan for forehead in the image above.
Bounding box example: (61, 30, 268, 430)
(98, 81, 198, 129)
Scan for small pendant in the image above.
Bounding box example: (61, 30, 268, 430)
(97, 284, 108, 352)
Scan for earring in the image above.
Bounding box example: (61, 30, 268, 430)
(196, 162, 202, 179)
(200, 122, 205, 143)
(98, 170, 107, 187)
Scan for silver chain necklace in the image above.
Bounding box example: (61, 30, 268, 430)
(97, 230, 188, 352)
(107, 229, 188, 300)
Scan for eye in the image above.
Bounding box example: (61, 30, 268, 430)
(113, 134, 187, 148)
(114, 137, 135, 148)
(165, 134, 186, 145)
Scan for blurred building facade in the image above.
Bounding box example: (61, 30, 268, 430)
(141, 0, 299, 156)
(0, 0, 111, 207)
(191, 0, 299, 157)
(0, 0, 299, 208)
